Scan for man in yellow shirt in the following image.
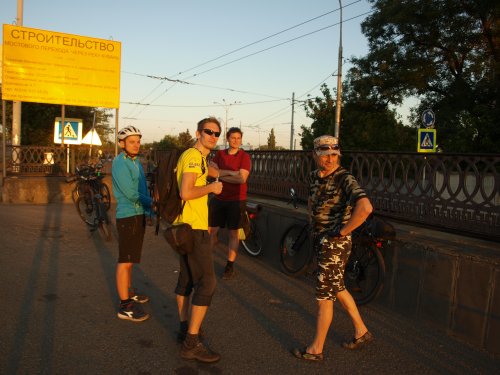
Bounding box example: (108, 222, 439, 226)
(174, 117, 223, 363)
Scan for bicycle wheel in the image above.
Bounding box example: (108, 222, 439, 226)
(76, 191, 97, 226)
(280, 224, 311, 277)
(72, 181, 86, 203)
(96, 201, 112, 241)
(344, 243, 385, 305)
(241, 220, 263, 256)
(100, 182, 111, 211)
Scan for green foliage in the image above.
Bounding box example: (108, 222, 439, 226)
(351, 0, 500, 152)
(267, 128, 276, 149)
(151, 129, 195, 150)
(254, 144, 286, 151)
(300, 84, 414, 151)
(0, 93, 113, 146)
(177, 129, 195, 148)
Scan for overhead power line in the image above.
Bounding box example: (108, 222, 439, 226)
(170, 0, 362, 79)
(185, 11, 371, 81)
(120, 98, 287, 108)
(122, 4, 372, 124)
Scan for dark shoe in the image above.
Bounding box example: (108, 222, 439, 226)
(181, 339, 220, 363)
(222, 265, 234, 280)
(129, 288, 149, 304)
(342, 331, 374, 349)
(117, 302, 150, 322)
(291, 347, 323, 361)
(177, 327, 205, 343)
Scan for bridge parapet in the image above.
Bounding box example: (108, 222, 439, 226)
(245, 150, 500, 241)
(2, 147, 499, 240)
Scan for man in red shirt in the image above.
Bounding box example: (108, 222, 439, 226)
(208, 127, 252, 280)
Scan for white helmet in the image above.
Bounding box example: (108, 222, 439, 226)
(117, 125, 142, 141)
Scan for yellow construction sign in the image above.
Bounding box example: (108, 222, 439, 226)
(2, 24, 121, 108)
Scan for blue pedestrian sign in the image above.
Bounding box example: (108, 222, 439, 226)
(417, 129, 437, 153)
(422, 109, 435, 128)
(53, 117, 83, 145)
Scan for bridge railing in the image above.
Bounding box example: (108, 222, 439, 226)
(246, 150, 500, 241)
(3, 146, 499, 240)
(2, 145, 116, 176)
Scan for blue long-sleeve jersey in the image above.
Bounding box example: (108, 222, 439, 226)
(112, 152, 152, 219)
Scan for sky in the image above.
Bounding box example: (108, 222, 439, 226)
(1, 0, 374, 148)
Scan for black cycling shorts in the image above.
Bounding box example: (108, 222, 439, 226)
(116, 214, 146, 263)
(208, 199, 246, 230)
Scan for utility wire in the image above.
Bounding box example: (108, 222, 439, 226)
(122, 4, 370, 111)
(184, 12, 371, 81)
(122, 73, 289, 101)
(120, 98, 287, 108)
(169, 0, 361, 79)
(122, 11, 369, 114)
(122, 6, 372, 125)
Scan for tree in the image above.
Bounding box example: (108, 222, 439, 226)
(150, 129, 195, 150)
(267, 128, 276, 149)
(300, 84, 414, 151)
(151, 135, 179, 150)
(349, 0, 500, 152)
(0, 92, 113, 146)
(177, 129, 195, 149)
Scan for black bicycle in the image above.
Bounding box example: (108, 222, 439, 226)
(344, 217, 395, 304)
(67, 163, 112, 241)
(279, 188, 395, 305)
(240, 202, 263, 256)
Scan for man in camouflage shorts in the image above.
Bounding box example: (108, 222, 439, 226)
(292, 135, 374, 361)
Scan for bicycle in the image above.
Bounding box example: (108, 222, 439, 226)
(69, 163, 111, 211)
(344, 217, 395, 305)
(67, 162, 112, 241)
(240, 202, 263, 256)
(279, 188, 395, 305)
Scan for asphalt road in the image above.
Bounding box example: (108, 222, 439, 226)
(1, 203, 498, 374)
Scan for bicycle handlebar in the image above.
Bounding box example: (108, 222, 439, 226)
(74, 163, 105, 181)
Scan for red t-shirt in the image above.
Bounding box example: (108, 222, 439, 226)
(213, 149, 251, 201)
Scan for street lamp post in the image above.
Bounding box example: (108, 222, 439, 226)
(12, 0, 24, 172)
(214, 99, 240, 148)
(334, 0, 343, 140)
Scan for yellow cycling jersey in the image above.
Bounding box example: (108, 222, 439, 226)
(174, 148, 208, 230)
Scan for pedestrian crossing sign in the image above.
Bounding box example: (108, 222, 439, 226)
(417, 129, 437, 153)
(53, 117, 83, 145)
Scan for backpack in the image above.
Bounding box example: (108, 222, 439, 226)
(151, 149, 185, 233)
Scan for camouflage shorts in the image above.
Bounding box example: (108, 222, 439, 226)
(314, 234, 352, 301)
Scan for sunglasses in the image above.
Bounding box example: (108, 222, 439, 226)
(202, 128, 221, 137)
(315, 144, 339, 151)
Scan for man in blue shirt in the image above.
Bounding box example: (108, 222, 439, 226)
(112, 125, 153, 322)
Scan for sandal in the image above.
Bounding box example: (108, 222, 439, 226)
(291, 347, 323, 361)
(341, 331, 374, 349)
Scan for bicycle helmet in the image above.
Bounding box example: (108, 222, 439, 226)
(117, 125, 142, 141)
